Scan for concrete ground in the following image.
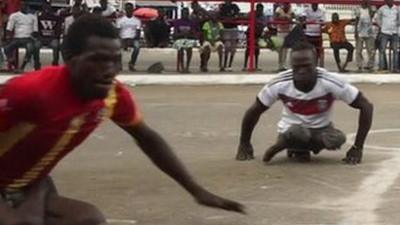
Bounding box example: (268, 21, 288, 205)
(51, 84, 400, 225)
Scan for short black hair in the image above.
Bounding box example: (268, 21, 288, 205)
(125, 2, 133, 8)
(62, 14, 119, 61)
(291, 41, 316, 54)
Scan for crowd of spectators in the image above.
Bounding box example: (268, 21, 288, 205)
(0, 0, 400, 73)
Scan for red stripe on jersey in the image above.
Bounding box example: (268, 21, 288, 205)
(279, 93, 334, 115)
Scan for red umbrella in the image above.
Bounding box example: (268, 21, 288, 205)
(133, 8, 159, 19)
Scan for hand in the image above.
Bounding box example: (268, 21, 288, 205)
(194, 188, 246, 214)
(236, 143, 254, 160)
(342, 145, 363, 164)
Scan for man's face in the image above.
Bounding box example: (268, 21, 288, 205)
(125, 4, 133, 16)
(332, 13, 339, 23)
(75, 0, 82, 5)
(69, 36, 121, 100)
(256, 5, 264, 17)
(361, 0, 369, 8)
(100, 0, 107, 9)
(225, 0, 232, 5)
(291, 49, 317, 85)
(386, 0, 394, 6)
(283, 3, 290, 11)
(20, 3, 28, 13)
(311, 3, 318, 11)
(182, 9, 189, 19)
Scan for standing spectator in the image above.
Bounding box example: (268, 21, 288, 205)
(376, 0, 399, 72)
(304, 3, 325, 66)
(354, 0, 376, 72)
(99, 0, 116, 18)
(0, 0, 5, 69)
(36, 0, 63, 66)
(1, 2, 40, 72)
(323, 13, 354, 72)
(173, 8, 198, 73)
(274, 2, 294, 71)
(144, 10, 170, 48)
(243, 3, 265, 71)
(64, 5, 84, 35)
(219, 0, 240, 71)
(59, 0, 88, 17)
(200, 12, 224, 72)
(116, 2, 141, 72)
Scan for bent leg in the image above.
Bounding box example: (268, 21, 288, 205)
(45, 194, 106, 225)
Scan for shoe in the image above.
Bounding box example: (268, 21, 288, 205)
(220, 67, 225, 72)
(375, 69, 389, 74)
(242, 67, 247, 72)
(225, 67, 233, 72)
(200, 67, 208, 72)
(128, 64, 136, 72)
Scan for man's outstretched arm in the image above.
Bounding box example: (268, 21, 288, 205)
(343, 92, 374, 164)
(119, 122, 246, 214)
(236, 99, 269, 161)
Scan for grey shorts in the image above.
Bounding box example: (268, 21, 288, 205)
(222, 28, 239, 52)
(0, 189, 26, 208)
(280, 124, 346, 151)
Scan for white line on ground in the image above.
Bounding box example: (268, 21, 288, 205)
(107, 219, 137, 224)
(333, 129, 400, 225)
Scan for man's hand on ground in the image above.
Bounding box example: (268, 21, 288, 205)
(342, 146, 363, 164)
(236, 143, 254, 160)
(194, 188, 246, 214)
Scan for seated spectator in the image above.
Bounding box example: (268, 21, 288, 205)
(172, 8, 198, 73)
(36, 0, 63, 66)
(323, 13, 355, 72)
(274, 2, 294, 71)
(219, 0, 240, 72)
(99, 0, 116, 18)
(116, 2, 141, 72)
(243, 3, 265, 71)
(190, 0, 208, 70)
(283, 14, 308, 49)
(1, 2, 40, 72)
(64, 5, 84, 35)
(144, 10, 170, 48)
(199, 12, 224, 72)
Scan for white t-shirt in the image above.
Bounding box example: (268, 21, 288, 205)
(257, 68, 359, 133)
(101, 5, 116, 17)
(6, 12, 38, 38)
(64, 16, 74, 35)
(304, 8, 325, 36)
(116, 15, 141, 39)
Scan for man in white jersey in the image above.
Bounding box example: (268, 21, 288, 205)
(236, 41, 373, 163)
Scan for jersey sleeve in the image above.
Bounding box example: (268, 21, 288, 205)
(0, 78, 35, 131)
(257, 83, 280, 107)
(328, 76, 359, 104)
(111, 83, 143, 127)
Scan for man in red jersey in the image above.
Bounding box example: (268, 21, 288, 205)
(0, 15, 245, 225)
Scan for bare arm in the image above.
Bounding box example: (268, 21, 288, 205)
(349, 92, 374, 149)
(343, 92, 374, 164)
(236, 99, 269, 160)
(119, 122, 245, 213)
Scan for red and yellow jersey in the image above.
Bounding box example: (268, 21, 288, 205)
(0, 66, 142, 190)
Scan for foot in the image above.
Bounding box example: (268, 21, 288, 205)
(128, 64, 136, 72)
(242, 67, 247, 72)
(201, 67, 208, 72)
(220, 67, 226, 72)
(225, 67, 233, 72)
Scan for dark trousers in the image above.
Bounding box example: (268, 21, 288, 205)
(4, 37, 40, 69)
(34, 38, 60, 66)
(331, 41, 354, 64)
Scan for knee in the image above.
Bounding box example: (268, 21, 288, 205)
(72, 203, 106, 225)
(321, 129, 346, 150)
(284, 125, 312, 144)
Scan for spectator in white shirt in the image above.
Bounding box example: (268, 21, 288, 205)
(1, 2, 40, 72)
(376, 0, 400, 72)
(100, 0, 116, 18)
(304, 3, 325, 66)
(353, 0, 376, 72)
(116, 2, 141, 71)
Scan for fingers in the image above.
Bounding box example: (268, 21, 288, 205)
(342, 156, 362, 165)
(235, 149, 254, 161)
(221, 200, 247, 214)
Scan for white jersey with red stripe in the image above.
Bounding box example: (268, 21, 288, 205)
(257, 68, 359, 133)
